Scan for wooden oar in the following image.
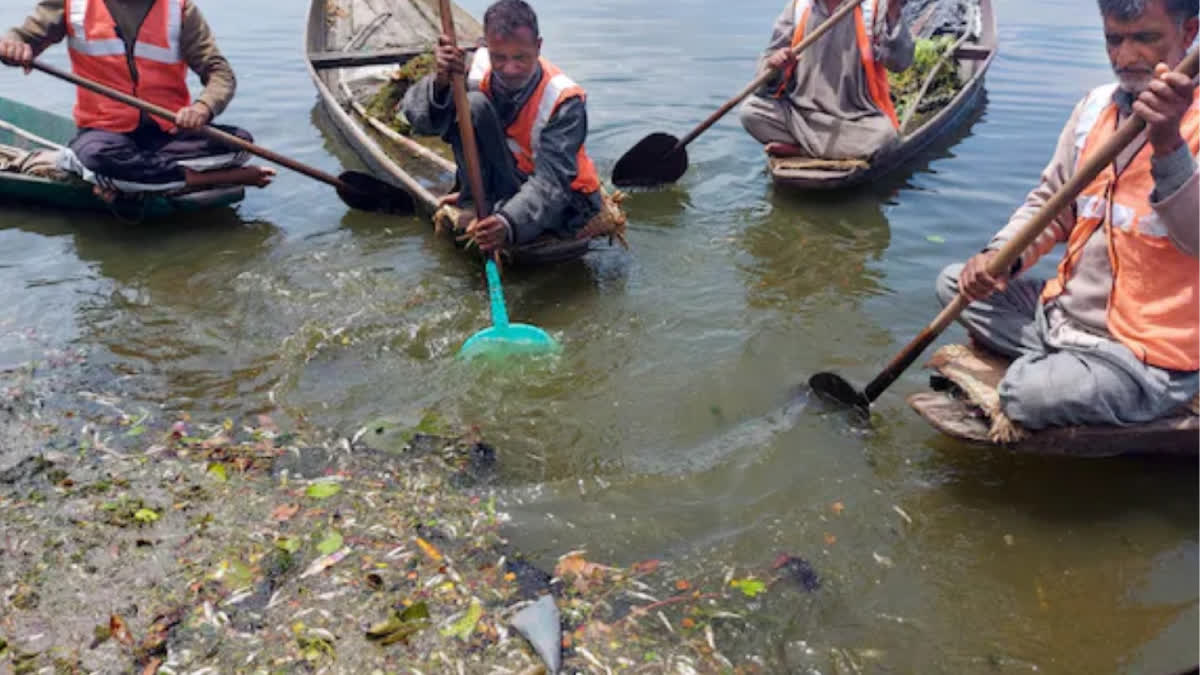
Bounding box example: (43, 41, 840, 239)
(611, 0, 865, 188)
(436, 0, 559, 359)
(27, 60, 415, 214)
(810, 48, 1200, 415)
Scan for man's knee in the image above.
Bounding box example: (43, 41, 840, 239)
(69, 130, 134, 173)
(738, 97, 772, 134)
(935, 263, 964, 307)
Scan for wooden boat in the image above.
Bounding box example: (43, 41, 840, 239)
(305, 0, 620, 265)
(769, 0, 997, 191)
(0, 95, 244, 219)
(908, 343, 1199, 457)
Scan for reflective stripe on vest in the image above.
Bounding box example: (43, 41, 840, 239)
(472, 48, 601, 195)
(65, 0, 190, 133)
(776, 0, 898, 128)
(68, 0, 182, 64)
(1042, 83, 1200, 370)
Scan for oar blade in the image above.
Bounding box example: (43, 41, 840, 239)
(611, 133, 688, 188)
(336, 171, 416, 214)
(809, 372, 870, 414)
(459, 323, 560, 361)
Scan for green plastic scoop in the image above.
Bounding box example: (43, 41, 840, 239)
(439, 0, 559, 360)
(459, 259, 560, 359)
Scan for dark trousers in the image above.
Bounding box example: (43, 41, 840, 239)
(443, 91, 523, 212)
(68, 117, 252, 191)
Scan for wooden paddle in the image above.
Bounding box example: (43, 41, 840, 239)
(810, 48, 1200, 415)
(611, 0, 866, 188)
(436, 0, 559, 359)
(27, 60, 416, 214)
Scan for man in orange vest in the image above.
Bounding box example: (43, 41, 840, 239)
(937, 0, 1199, 429)
(402, 0, 602, 253)
(0, 0, 273, 202)
(739, 0, 913, 160)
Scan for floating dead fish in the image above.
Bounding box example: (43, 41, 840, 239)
(510, 595, 561, 674)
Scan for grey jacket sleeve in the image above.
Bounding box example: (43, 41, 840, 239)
(400, 73, 455, 137)
(495, 96, 589, 244)
(876, 1, 914, 72)
(1149, 144, 1199, 257)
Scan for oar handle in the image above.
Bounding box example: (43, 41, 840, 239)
(673, 0, 865, 150)
(30, 60, 356, 193)
(860, 48, 1200, 404)
(437, 0, 489, 220)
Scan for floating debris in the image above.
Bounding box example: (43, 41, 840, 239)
(510, 595, 562, 674)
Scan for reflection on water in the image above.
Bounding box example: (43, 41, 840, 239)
(0, 0, 1194, 672)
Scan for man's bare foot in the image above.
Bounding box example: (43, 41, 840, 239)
(184, 165, 276, 190)
(765, 142, 806, 158)
(232, 165, 275, 188)
(92, 184, 118, 203)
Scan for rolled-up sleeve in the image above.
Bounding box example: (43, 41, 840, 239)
(4, 0, 67, 57)
(180, 4, 236, 117)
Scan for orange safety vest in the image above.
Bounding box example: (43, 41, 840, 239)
(65, 0, 190, 133)
(1041, 83, 1200, 371)
(775, 0, 900, 129)
(467, 49, 601, 195)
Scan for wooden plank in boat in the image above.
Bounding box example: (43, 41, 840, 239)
(953, 44, 991, 60)
(907, 342, 1199, 457)
(909, 392, 1199, 457)
(308, 43, 474, 70)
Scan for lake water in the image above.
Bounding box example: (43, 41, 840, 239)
(0, 0, 1195, 672)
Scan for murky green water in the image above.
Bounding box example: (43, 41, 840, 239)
(0, 0, 1195, 672)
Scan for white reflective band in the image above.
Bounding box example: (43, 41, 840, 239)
(133, 42, 179, 64)
(68, 36, 126, 56)
(1110, 202, 1136, 232)
(529, 73, 576, 158)
(862, 0, 878, 43)
(468, 47, 491, 90)
(506, 138, 523, 157)
(793, 0, 811, 27)
(1075, 83, 1118, 156)
(68, 0, 86, 37)
(1076, 195, 1106, 220)
(1137, 213, 1170, 238)
(69, 0, 182, 64)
